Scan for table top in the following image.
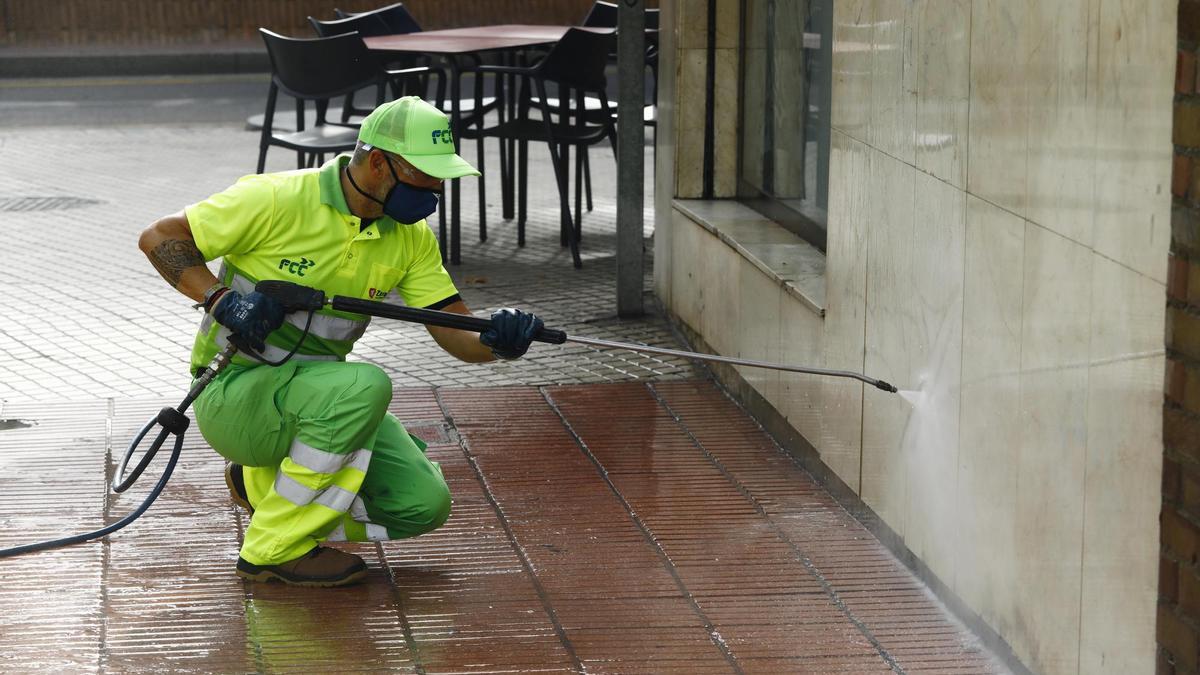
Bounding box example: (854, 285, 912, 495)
(364, 24, 615, 55)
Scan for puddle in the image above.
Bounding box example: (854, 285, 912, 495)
(0, 419, 37, 430)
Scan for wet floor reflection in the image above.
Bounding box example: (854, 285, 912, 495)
(0, 384, 1003, 673)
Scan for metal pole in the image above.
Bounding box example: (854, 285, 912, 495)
(616, 0, 645, 317)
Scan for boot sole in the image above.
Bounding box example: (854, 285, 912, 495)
(224, 465, 254, 515)
(236, 566, 368, 587)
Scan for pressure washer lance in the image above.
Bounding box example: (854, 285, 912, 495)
(0, 280, 895, 559)
(326, 295, 899, 393)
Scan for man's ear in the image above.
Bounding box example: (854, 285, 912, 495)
(369, 149, 390, 178)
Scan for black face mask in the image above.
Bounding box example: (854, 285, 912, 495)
(346, 155, 440, 224)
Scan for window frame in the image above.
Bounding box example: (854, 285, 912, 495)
(735, 0, 833, 253)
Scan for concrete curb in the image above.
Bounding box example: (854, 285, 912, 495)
(0, 50, 270, 79)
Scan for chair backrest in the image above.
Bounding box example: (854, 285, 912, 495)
(536, 28, 616, 92)
(581, 1, 618, 27)
(334, 2, 422, 33)
(259, 29, 380, 99)
(581, 1, 660, 30)
(309, 13, 393, 38)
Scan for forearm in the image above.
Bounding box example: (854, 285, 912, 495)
(427, 301, 496, 363)
(138, 212, 218, 303)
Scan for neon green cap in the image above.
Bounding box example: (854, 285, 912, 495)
(358, 96, 480, 179)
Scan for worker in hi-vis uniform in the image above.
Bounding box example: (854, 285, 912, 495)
(138, 97, 543, 587)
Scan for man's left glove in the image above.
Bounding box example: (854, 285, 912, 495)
(211, 289, 286, 353)
(480, 308, 543, 360)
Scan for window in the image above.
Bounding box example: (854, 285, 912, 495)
(738, 0, 833, 251)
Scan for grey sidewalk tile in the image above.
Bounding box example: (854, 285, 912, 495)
(0, 121, 688, 403)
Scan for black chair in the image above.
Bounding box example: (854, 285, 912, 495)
(567, 1, 660, 215)
(470, 28, 618, 268)
(582, 0, 660, 31)
(334, 3, 497, 119)
(334, 2, 422, 33)
(256, 29, 389, 173)
(309, 13, 443, 120)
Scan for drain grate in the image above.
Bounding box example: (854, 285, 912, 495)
(0, 196, 103, 212)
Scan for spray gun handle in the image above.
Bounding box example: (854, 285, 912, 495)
(254, 280, 326, 312)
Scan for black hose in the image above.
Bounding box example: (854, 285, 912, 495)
(0, 282, 321, 559)
(0, 431, 183, 559)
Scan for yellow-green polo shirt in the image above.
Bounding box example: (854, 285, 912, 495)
(184, 155, 458, 373)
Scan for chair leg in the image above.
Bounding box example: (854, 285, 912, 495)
(518, 139, 528, 247)
(548, 141, 580, 267)
(583, 147, 593, 212)
(438, 196, 447, 258)
(574, 143, 583, 236)
(498, 135, 511, 221)
(474, 72, 487, 243)
(256, 83, 279, 174)
(559, 142, 570, 248)
(474, 135, 488, 239)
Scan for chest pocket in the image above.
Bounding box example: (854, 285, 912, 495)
(365, 263, 404, 301)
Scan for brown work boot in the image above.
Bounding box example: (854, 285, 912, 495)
(236, 547, 367, 587)
(224, 462, 253, 514)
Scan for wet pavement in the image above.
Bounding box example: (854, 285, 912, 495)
(0, 76, 1006, 673)
(1, 384, 1003, 673)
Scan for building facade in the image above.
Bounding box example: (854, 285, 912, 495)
(654, 1, 1175, 673)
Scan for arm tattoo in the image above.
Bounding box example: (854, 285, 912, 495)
(148, 239, 206, 287)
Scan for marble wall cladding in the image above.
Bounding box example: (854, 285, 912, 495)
(668, 210, 706, 333)
(831, 0, 872, 142)
(698, 222, 742, 356)
(1078, 257, 1165, 675)
(735, 264, 784, 406)
(653, 0, 678, 307)
(820, 131, 871, 490)
(675, 48, 708, 198)
(657, 0, 1174, 670)
(1092, 0, 1174, 284)
(967, 0, 1030, 216)
(864, 164, 967, 581)
(862, 151, 916, 532)
(678, 0, 739, 50)
(678, 0, 709, 50)
(1013, 224, 1092, 675)
(914, 0, 970, 189)
(776, 292, 825, 450)
(902, 171, 965, 586)
(713, 48, 740, 197)
(957, 196, 1024, 641)
(740, 2, 768, 192)
(1025, 0, 1099, 247)
(869, 0, 919, 165)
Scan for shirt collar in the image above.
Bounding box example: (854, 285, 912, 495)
(319, 154, 354, 216)
(318, 154, 397, 235)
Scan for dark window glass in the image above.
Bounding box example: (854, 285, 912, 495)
(739, 0, 833, 251)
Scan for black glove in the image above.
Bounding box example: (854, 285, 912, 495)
(211, 290, 286, 353)
(480, 307, 543, 360)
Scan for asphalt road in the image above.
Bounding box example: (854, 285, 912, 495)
(0, 74, 273, 127)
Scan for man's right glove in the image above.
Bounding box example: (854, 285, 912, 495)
(480, 307, 543, 360)
(211, 289, 286, 353)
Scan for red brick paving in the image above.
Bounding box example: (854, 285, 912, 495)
(0, 380, 1005, 673)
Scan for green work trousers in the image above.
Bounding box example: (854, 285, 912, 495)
(193, 360, 451, 565)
